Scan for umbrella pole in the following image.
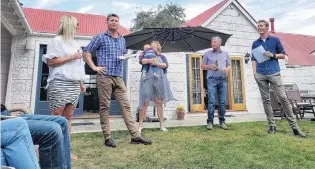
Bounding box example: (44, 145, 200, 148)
(146, 106, 159, 122)
(146, 106, 167, 123)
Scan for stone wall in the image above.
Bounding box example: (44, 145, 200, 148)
(128, 52, 188, 120)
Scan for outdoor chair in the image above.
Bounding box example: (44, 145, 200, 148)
(286, 90, 315, 119)
(270, 89, 286, 120)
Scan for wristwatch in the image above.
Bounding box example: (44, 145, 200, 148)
(272, 53, 276, 58)
(16, 112, 24, 117)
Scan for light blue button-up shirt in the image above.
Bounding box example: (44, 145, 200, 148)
(202, 49, 230, 78)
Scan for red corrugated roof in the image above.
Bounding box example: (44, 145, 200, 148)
(23, 8, 130, 36)
(180, 0, 229, 27)
(270, 32, 315, 66)
(181, 0, 315, 66)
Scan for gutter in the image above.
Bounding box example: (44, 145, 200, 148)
(1, 17, 17, 35)
(286, 65, 315, 68)
(9, 0, 32, 34)
(30, 32, 93, 40)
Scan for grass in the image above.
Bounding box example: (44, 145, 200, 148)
(71, 121, 315, 169)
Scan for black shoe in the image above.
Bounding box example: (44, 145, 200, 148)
(268, 126, 277, 134)
(293, 129, 307, 137)
(104, 138, 116, 148)
(130, 136, 152, 145)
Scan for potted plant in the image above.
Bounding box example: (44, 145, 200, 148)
(176, 105, 185, 120)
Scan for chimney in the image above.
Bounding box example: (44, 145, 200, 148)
(269, 18, 275, 33)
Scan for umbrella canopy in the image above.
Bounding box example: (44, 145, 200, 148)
(124, 26, 232, 53)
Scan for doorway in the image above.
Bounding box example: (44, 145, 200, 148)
(35, 45, 83, 115)
(188, 54, 246, 112)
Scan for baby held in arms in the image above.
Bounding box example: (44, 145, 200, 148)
(141, 44, 158, 79)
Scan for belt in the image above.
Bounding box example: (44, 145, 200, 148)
(98, 74, 122, 78)
(208, 76, 227, 80)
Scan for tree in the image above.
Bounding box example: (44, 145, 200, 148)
(130, 3, 186, 32)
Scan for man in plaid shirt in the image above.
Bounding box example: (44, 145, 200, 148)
(83, 14, 152, 147)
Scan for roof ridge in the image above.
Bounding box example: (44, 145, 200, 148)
(23, 7, 131, 35)
(271, 31, 315, 38)
(23, 7, 106, 18)
(181, 0, 229, 27)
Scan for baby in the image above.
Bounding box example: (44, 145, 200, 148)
(141, 44, 158, 79)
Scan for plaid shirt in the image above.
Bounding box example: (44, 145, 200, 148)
(83, 31, 127, 77)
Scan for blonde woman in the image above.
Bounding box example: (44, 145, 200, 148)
(138, 41, 175, 132)
(42, 15, 86, 160)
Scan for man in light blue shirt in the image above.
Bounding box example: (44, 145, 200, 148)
(201, 36, 230, 130)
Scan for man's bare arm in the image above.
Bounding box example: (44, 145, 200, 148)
(84, 52, 96, 69)
(84, 52, 106, 74)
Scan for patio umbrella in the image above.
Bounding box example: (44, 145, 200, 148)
(124, 26, 232, 52)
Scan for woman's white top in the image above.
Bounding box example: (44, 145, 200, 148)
(42, 36, 86, 88)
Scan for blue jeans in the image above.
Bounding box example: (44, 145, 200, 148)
(1, 118, 40, 169)
(142, 53, 157, 73)
(207, 78, 228, 124)
(21, 114, 71, 169)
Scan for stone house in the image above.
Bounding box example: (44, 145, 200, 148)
(1, 0, 314, 120)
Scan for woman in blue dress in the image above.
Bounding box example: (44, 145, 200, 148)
(138, 41, 175, 132)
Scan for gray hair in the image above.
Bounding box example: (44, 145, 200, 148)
(211, 36, 222, 44)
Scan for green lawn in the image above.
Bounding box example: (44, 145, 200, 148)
(71, 121, 315, 169)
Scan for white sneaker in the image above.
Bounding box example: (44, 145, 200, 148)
(160, 127, 168, 132)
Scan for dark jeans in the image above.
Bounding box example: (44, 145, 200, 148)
(207, 77, 228, 124)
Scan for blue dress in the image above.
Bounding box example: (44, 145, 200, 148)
(138, 56, 175, 108)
